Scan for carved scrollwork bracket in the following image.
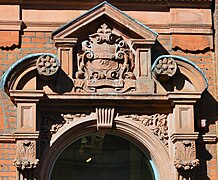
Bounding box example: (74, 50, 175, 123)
(36, 54, 60, 79)
(121, 114, 169, 146)
(14, 140, 39, 170)
(153, 57, 177, 81)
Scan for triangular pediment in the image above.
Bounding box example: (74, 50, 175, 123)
(52, 1, 158, 41)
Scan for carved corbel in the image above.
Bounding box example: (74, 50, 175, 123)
(96, 108, 116, 130)
(153, 57, 177, 81)
(174, 140, 199, 179)
(14, 140, 39, 171)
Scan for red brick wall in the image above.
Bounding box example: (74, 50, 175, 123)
(0, 143, 16, 179)
(0, 31, 56, 179)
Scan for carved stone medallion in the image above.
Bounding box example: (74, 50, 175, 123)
(36, 54, 59, 78)
(75, 23, 136, 93)
(153, 57, 177, 81)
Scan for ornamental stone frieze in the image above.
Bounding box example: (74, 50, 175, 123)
(121, 114, 169, 146)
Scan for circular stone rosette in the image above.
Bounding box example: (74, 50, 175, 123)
(36, 55, 59, 79)
(154, 57, 177, 81)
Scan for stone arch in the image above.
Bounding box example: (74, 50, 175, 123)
(39, 116, 171, 180)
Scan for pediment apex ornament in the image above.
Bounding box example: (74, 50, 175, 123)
(75, 23, 136, 93)
(51, 1, 158, 40)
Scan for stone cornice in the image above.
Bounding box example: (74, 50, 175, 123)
(0, 0, 212, 9)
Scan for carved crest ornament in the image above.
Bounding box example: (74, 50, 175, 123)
(74, 23, 136, 92)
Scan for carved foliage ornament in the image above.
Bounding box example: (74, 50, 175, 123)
(153, 57, 177, 81)
(40, 114, 86, 151)
(14, 140, 39, 170)
(174, 140, 199, 171)
(36, 55, 59, 78)
(75, 23, 135, 92)
(122, 114, 168, 146)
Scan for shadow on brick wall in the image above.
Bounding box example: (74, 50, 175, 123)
(195, 90, 218, 180)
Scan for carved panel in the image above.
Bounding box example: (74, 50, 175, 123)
(14, 140, 39, 170)
(174, 105, 194, 133)
(121, 114, 168, 146)
(18, 103, 36, 131)
(74, 23, 136, 93)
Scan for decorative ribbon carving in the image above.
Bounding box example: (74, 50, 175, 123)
(14, 140, 39, 170)
(75, 23, 135, 93)
(36, 54, 59, 78)
(121, 114, 168, 146)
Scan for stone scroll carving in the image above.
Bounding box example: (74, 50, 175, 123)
(74, 23, 136, 93)
(153, 57, 177, 81)
(14, 140, 39, 170)
(36, 54, 59, 79)
(121, 114, 168, 146)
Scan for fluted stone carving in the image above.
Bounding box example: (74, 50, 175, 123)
(96, 108, 115, 129)
(175, 140, 199, 179)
